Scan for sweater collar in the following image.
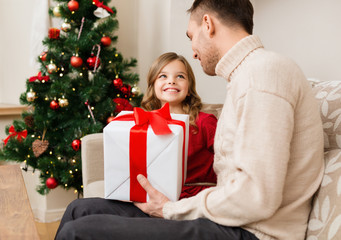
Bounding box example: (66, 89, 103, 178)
(215, 35, 264, 81)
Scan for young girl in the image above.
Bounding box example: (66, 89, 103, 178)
(141, 52, 217, 199)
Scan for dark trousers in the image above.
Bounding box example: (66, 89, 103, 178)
(55, 198, 259, 240)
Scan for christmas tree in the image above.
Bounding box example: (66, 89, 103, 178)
(0, 0, 142, 196)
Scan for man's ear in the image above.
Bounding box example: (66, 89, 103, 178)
(202, 14, 215, 37)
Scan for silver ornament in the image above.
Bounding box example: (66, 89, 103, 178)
(61, 22, 71, 32)
(26, 89, 36, 102)
(131, 86, 141, 95)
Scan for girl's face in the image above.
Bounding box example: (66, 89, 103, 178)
(154, 60, 189, 110)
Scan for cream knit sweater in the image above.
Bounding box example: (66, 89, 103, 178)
(163, 35, 324, 240)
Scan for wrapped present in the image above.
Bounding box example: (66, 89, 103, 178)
(103, 103, 189, 202)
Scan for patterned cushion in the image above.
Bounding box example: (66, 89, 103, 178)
(306, 149, 341, 239)
(312, 81, 341, 150)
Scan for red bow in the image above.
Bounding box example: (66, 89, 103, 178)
(29, 71, 50, 83)
(3, 125, 27, 146)
(115, 103, 173, 135)
(133, 104, 173, 135)
(92, 0, 114, 14)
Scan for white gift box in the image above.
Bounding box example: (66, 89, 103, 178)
(103, 109, 189, 202)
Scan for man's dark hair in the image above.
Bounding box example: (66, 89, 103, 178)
(188, 0, 254, 34)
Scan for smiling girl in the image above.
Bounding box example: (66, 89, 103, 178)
(141, 52, 217, 199)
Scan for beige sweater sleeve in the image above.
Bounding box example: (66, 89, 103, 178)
(163, 88, 294, 226)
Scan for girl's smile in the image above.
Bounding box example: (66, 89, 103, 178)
(163, 87, 180, 93)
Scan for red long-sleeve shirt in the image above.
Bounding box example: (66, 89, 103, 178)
(180, 112, 217, 199)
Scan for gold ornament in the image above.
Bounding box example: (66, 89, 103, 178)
(47, 61, 57, 73)
(53, 5, 62, 17)
(59, 96, 69, 107)
(131, 85, 141, 95)
(61, 21, 71, 32)
(26, 89, 36, 102)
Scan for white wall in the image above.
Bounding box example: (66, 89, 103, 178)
(0, 8, 3, 101)
(136, 0, 172, 94)
(111, 0, 138, 68)
(253, 0, 341, 81)
(0, 1, 36, 104)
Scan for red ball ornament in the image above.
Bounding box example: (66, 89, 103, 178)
(46, 177, 58, 189)
(100, 36, 111, 47)
(70, 55, 83, 68)
(48, 28, 60, 39)
(68, 0, 79, 11)
(86, 54, 101, 70)
(40, 51, 48, 62)
(71, 139, 81, 151)
(50, 100, 60, 110)
(107, 116, 116, 124)
(113, 78, 123, 88)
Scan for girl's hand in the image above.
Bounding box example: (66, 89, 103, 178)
(133, 174, 170, 218)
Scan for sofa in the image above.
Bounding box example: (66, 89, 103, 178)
(81, 79, 341, 239)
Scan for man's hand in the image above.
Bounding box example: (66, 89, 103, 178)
(134, 174, 170, 218)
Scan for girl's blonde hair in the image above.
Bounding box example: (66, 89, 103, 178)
(141, 52, 202, 130)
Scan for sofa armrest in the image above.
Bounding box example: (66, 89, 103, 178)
(81, 133, 104, 198)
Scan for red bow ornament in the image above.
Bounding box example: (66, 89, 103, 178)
(92, 0, 113, 18)
(115, 103, 173, 135)
(3, 125, 28, 146)
(29, 71, 50, 83)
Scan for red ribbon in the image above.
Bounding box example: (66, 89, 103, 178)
(112, 103, 187, 202)
(92, 0, 114, 13)
(29, 71, 50, 83)
(3, 125, 27, 146)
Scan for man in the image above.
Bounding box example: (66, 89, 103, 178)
(56, 1, 324, 239)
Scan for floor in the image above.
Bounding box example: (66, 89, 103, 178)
(35, 221, 60, 240)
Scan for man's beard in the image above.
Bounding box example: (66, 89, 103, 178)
(201, 46, 219, 76)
